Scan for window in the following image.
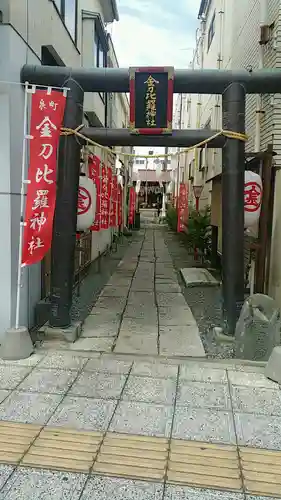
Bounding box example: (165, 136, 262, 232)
(52, 0, 77, 42)
(207, 12, 215, 51)
(94, 34, 106, 68)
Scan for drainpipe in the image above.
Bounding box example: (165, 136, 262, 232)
(194, 17, 205, 188)
(255, 0, 268, 152)
(213, 0, 225, 169)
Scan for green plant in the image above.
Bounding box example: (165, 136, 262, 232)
(166, 205, 178, 232)
(184, 206, 212, 259)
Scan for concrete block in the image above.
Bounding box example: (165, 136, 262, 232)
(180, 268, 220, 287)
(39, 321, 82, 343)
(0, 326, 34, 360)
(265, 346, 281, 384)
(235, 294, 281, 361)
(213, 327, 235, 345)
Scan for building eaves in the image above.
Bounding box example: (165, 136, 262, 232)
(110, 0, 119, 21)
(198, 0, 208, 18)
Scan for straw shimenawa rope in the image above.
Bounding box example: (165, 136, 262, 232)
(60, 125, 248, 159)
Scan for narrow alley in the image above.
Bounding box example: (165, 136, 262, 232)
(78, 227, 205, 358)
(0, 222, 280, 499)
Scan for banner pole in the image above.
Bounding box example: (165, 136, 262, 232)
(15, 82, 30, 330)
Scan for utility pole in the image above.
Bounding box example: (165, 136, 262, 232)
(145, 157, 148, 206)
(160, 146, 169, 219)
(176, 94, 183, 199)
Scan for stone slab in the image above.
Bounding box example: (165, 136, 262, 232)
(179, 365, 227, 384)
(81, 476, 163, 500)
(0, 468, 86, 499)
(180, 268, 220, 287)
(48, 396, 117, 431)
(131, 362, 178, 379)
(230, 385, 281, 416)
(177, 381, 231, 410)
(156, 293, 187, 308)
(69, 371, 126, 399)
(0, 391, 62, 424)
(0, 389, 10, 404)
(119, 318, 158, 337)
(123, 376, 176, 404)
(172, 407, 236, 444)
(265, 345, 281, 383)
(94, 297, 127, 309)
(109, 401, 173, 437)
(100, 286, 130, 298)
(17, 368, 77, 395)
(114, 335, 158, 355)
(70, 338, 114, 352)
(235, 412, 281, 449)
(84, 358, 132, 374)
(0, 465, 14, 491)
(82, 317, 120, 338)
(158, 307, 197, 326)
(227, 370, 277, 389)
(164, 486, 244, 500)
(159, 326, 205, 358)
(0, 365, 32, 390)
(155, 283, 181, 293)
(124, 305, 158, 321)
(38, 352, 88, 371)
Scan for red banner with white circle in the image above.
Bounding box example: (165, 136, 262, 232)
(76, 176, 96, 232)
(244, 170, 263, 228)
(21, 89, 66, 266)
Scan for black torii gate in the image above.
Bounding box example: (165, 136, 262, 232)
(21, 65, 278, 335)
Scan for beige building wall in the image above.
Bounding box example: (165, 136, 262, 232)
(184, 0, 281, 307)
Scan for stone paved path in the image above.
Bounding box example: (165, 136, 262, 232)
(78, 228, 205, 358)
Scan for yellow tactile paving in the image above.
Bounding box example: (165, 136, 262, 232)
(1, 420, 281, 497)
(93, 432, 169, 481)
(167, 439, 242, 492)
(22, 427, 103, 473)
(240, 446, 281, 498)
(0, 421, 42, 465)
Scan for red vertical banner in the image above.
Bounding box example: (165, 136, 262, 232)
(117, 185, 123, 227)
(128, 187, 136, 225)
(88, 154, 101, 232)
(177, 183, 189, 233)
(110, 175, 118, 227)
(100, 164, 112, 230)
(21, 89, 66, 266)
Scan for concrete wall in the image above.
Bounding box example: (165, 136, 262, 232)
(0, 26, 43, 335)
(0, 0, 121, 334)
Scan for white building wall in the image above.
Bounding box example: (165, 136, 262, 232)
(0, 0, 121, 334)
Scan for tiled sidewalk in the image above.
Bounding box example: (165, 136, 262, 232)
(0, 352, 280, 498)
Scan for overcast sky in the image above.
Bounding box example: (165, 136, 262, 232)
(109, 0, 201, 159)
(110, 0, 201, 68)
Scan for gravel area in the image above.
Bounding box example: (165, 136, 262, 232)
(162, 227, 234, 359)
